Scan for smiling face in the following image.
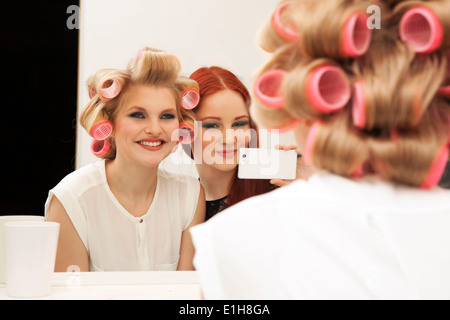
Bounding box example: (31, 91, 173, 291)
(112, 84, 180, 167)
(193, 89, 251, 172)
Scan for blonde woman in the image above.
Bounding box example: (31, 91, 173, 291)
(191, 0, 450, 299)
(45, 47, 205, 272)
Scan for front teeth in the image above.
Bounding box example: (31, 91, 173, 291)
(139, 141, 163, 147)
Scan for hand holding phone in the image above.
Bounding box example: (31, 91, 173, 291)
(238, 148, 298, 180)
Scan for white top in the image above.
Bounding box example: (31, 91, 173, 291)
(190, 172, 450, 300)
(45, 160, 200, 272)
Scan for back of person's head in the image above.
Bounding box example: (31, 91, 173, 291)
(80, 47, 198, 160)
(252, 0, 450, 188)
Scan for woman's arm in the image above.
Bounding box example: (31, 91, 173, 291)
(177, 185, 206, 270)
(46, 196, 89, 272)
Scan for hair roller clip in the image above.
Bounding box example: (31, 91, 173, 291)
(272, 2, 300, 43)
(341, 12, 372, 57)
(306, 65, 351, 113)
(421, 145, 449, 189)
(88, 87, 97, 99)
(90, 121, 113, 141)
(138, 47, 146, 63)
(254, 69, 286, 109)
(304, 121, 321, 164)
(100, 79, 123, 100)
(91, 139, 111, 157)
(352, 81, 365, 129)
(399, 7, 444, 54)
(181, 89, 200, 110)
(178, 124, 197, 144)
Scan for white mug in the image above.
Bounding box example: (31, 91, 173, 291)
(0, 215, 45, 284)
(4, 221, 59, 298)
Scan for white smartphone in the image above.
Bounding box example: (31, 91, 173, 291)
(238, 148, 297, 180)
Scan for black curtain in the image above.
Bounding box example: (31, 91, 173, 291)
(0, 1, 79, 215)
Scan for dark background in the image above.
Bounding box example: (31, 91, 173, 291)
(0, 1, 79, 216)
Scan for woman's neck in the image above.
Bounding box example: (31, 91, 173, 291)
(105, 157, 159, 217)
(196, 165, 234, 201)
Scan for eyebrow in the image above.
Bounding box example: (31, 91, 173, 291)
(126, 106, 177, 113)
(199, 115, 249, 121)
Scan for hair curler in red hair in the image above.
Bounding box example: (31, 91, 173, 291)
(99, 79, 123, 100)
(399, 6, 444, 54)
(91, 139, 111, 157)
(90, 121, 113, 141)
(181, 89, 200, 110)
(341, 12, 373, 57)
(421, 145, 449, 189)
(177, 124, 197, 144)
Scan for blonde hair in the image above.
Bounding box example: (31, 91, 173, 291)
(80, 47, 198, 160)
(253, 0, 450, 188)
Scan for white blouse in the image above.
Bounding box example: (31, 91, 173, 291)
(191, 172, 450, 299)
(45, 160, 200, 272)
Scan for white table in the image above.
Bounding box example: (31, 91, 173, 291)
(0, 271, 201, 300)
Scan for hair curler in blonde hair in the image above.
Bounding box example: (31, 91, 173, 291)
(369, 103, 450, 189)
(397, 0, 450, 53)
(249, 44, 307, 131)
(303, 110, 370, 177)
(287, 0, 374, 58)
(256, 1, 301, 53)
(283, 59, 351, 121)
(86, 69, 127, 101)
(351, 32, 446, 130)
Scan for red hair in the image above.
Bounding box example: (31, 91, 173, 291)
(189, 66, 276, 207)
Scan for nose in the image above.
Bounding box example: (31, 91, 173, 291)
(223, 128, 236, 146)
(144, 118, 163, 136)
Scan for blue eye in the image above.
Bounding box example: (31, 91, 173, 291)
(161, 113, 176, 120)
(203, 123, 219, 129)
(129, 112, 145, 119)
(233, 121, 249, 127)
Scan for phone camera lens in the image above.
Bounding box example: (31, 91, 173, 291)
(242, 154, 246, 158)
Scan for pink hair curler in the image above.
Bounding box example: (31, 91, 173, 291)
(272, 2, 300, 43)
(438, 86, 450, 96)
(178, 124, 197, 144)
(341, 12, 372, 57)
(90, 121, 113, 141)
(352, 81, 365, 129)
(421, 145, 449, 189)
(91, 139, 110, 157)
(181, 89, 200, 110)
(100, 79, 122, 100)
(399, 6, 444, 54)
(306, 65, 351, 113)
(254, 69, 286, 109)
(88, 87, 97, 99)
(138, 47, 146, 63)
(304, 121, 321, 164)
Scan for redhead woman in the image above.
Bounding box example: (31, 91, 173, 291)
(185, 67, 277, 220)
